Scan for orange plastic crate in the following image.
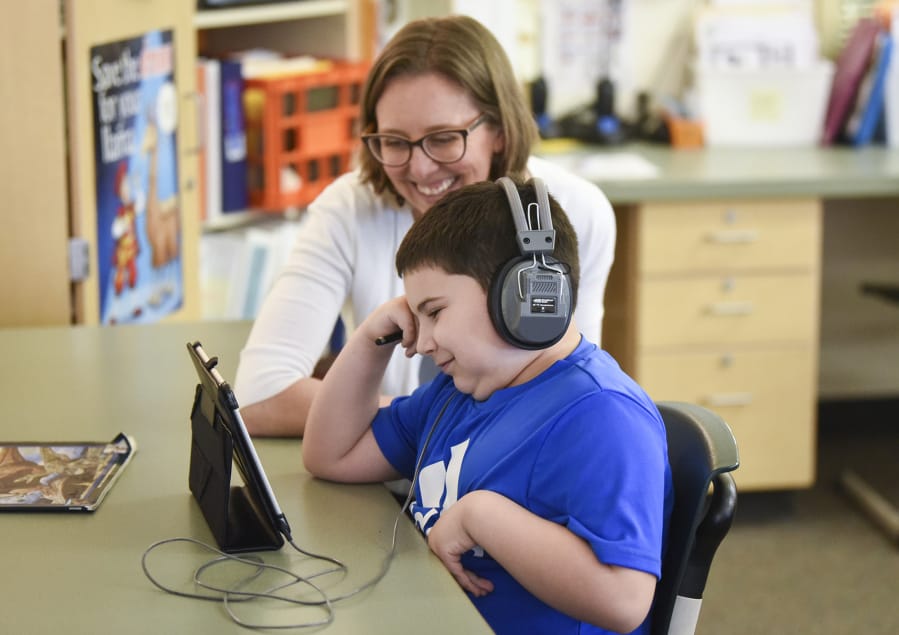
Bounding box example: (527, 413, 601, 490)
(244, 61, 369, 212)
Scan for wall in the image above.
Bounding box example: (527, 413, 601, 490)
(393, 0, 846, 119)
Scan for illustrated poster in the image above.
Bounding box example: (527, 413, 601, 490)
(91, 30, 183, 324)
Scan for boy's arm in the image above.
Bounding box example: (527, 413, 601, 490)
(428, 490, 656, 634)
(302, 296, 417, 483)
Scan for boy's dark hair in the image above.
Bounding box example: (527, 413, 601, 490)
(395, 179, 580, 311)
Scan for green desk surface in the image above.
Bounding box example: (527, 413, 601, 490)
(539, 142, 899, 203)
(0, 322, 490, 634)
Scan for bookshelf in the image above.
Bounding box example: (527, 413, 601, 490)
(196, 1, 366, 233)
(194, 0, 350, 30)
(196, 0, 364, 61)
(0, 0, 365, 327)
(192, 3, 370, 320)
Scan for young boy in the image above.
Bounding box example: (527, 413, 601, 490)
(303, 178, 672, 635)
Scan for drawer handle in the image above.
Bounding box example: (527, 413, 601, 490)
(704, 392, 753, 407)
(706, 301, 754, 316)
(705, 229, 759, 244)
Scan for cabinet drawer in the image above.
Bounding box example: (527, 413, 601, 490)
(638, 273, 818, 349)
(639, 199, 821, 274)
(638, 348, 816, 489)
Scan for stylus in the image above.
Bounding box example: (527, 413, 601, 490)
(375, 331, 403, 346)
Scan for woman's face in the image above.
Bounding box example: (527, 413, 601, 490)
(374, 72, 504, 219)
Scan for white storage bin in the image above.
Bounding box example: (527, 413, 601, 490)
(696, 61, 835, 147)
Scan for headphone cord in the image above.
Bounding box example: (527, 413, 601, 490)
(141, 393, 457, 630)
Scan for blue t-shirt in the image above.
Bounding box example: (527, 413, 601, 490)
(372, 338, 673, 635)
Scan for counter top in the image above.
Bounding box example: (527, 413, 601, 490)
(539, 142, 899, 203)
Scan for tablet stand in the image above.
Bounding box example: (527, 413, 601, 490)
(188, 384, 284, 553)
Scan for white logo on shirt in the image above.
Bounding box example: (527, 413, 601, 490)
(414, 438, 470, 534)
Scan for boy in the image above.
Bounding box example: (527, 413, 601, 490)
(303, 178, 672, 635)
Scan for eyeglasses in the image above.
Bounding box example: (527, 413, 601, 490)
(361, 114, 489, 167)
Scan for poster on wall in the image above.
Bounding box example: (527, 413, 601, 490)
(90, 29, 183, 325)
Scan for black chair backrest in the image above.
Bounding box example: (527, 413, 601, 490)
(651, 401, 740, 635)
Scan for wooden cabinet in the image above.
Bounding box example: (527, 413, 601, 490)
(604, 198, 822, 490)
(0, 3, 71, 326)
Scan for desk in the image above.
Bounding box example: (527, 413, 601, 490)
(0, 322, 491, 634)
(548, 144, 899, 203)
(544, 144, 899, 490)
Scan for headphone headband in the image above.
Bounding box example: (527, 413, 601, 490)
(496, 177, 555, 257)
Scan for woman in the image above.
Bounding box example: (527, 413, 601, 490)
(234, 15, 616, 437)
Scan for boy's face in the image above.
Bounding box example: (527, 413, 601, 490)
(403, 266, 532, 400)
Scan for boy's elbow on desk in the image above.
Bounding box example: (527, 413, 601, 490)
(300, 413, 332, 478)
(301, 436, 338, 481)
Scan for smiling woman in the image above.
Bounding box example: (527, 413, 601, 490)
(233, 14, 617, 438)
(369, 74, 503, 219)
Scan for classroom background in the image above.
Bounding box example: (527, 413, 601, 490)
(1, 1, 898, 633)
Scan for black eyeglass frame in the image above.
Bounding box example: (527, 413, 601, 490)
(361, 114, 489, 167)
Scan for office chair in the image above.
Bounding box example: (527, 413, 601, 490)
(652, 401, 740, 635)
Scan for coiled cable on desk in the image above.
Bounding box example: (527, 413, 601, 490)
(140, 394, 456, 629)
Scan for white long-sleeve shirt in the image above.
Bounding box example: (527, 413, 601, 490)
(234, 156, 616, 406)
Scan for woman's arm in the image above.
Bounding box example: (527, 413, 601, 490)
(239, 377, 319, 437)
(240, 378, 393, 438)
(428, 490, 656, 634)
(235, 175, 414, 438)
(234, 176, 360, 437)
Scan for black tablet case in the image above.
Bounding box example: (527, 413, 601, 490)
(188, 362, 284, 553)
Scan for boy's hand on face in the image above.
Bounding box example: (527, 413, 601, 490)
(361, 295, 419, 358)
(427, 492, 495, 597)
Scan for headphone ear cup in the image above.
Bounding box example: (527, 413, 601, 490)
(488, 257, 527, 347)
(488, 257, 572, 350)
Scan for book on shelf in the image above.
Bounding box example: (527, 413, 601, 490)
(822, 17, 881, 145)
(888, 5, 899, 147)
(846, 31, 894, 146)
(198, 57, 223, 223)
(197, 56, 250, 224)
(220, 58, 249, 214)
(196, 63, 208, 223)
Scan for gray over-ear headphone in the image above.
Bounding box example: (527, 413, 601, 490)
(488, 177, 573, 349)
